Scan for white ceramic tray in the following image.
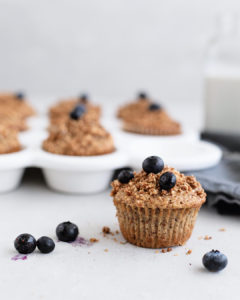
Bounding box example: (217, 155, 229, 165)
(0, 115, 222, 194)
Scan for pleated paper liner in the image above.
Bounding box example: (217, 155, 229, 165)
(115, 203, 200, 248)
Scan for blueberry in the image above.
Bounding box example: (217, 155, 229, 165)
(15, 92, 24, 100)
(159, 172, 176, 190)
(14, 233, 36, 254)
(79, 93, 88, 103)
(138, 92, 147, 100)
(112, 167, 133, 182)
(70, 104, 86, 120)
(56, 221, 79, 242)
(118, 170, 134, 184)
(149, 103, 161, 111)
(142, 156, 164, 174)
(37, 236, 55, 254)
(202, 250, 228, 272)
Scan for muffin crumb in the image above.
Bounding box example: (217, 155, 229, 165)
(204, 235, 212, 240)
(102, 226, 111, 234)
(89, 238, 99, 243)
(161, 249, 167, 253)
(219, 228, 226, 232)
(186, 249, 192, 255)
(155, 250, 160, 254)
(167, 247, 172, 252)
(104, 249, 109, 252)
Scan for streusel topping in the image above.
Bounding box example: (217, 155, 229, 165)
(0, 126, 21, 154)
(43, 118, 115, 156)
(111, 168, 206, 209)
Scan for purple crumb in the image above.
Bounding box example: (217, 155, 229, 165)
(11, 254, 28, 261)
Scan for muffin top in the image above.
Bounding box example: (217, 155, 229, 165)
(111, 156, 206, 209)
(117, 93, 181, 135)
(49, 95, 101, 122)
(117, 93, 151, 120)
(0, 125, 21, 154)
(0, 92, 35, 119)
(43, 107, 114, 156)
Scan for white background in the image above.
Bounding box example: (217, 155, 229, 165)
(0, 0, 240, 106)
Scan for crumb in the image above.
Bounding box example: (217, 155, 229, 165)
(110, 232, 114, 236)
(104, 249, 109, 252)
(219, 228, 226, 232)
(102, 226, 111, 234)
(113, 238, 118, 243)
(174, 254, 178, 256)
(186, 249, 192, 255)
(189, 263, 192, 266)
(161, 249, 167, 253)
(120, 241, 128, 245)
(204, 235, 212, 240)
(88, 252, 91, 254)
(89, 238, 99, 243)
(198, 236, 203, 240)
(115, 230, 119, 234)
(167, 248, 172, 252)
(155, 250, 160, 254)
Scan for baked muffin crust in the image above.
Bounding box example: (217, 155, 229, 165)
(0, 126, 21, 154)
(111, 167, 206, 209)
(43, 118, 115, 156)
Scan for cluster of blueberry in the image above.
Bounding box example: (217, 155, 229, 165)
(138, 92, 162, 111)
(70, 94, 88, 120)
(14, 221, 79, 255)
(118, 156, 176, 191)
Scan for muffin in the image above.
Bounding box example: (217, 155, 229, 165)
(0, 110, 28, 132)
(118, 93, 181, 135)
(0, 92, 35, 120)
(49, 94, 101, 128)
(0, 125, 21, 154)
(117, 92, 151, 120)
(111, 156, 206, 248)
(43, 105, 114, 156)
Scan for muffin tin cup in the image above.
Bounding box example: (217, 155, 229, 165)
(0, 149, 32, 193)
(34, 149, 129, 194)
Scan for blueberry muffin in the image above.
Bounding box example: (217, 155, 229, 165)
(43, 105, 114, 156)
(0, 125, 21, 154)
(117, 92, 151, 120)
(117, 92, 181, 135)
(111, 156, 206, 248)
(49, 94, 101, 129)
(0, 92, 35, 119)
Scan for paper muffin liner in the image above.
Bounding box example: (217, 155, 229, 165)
(122, 122, 181, 136)
(115, 203, 200, 248)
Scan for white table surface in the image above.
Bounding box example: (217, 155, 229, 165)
(0, 168, 239, 300)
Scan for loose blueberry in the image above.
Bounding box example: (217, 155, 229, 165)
(149, 103, 161, 111)
(15, 92, 24, 100)
(202, 250, 228, 272)
(14, 233, 36, 254)
(159, 172, 176, 190)
(37, 236, 55, 254)
(118, 170, 134, 184)
(138, 92, 147, 100)
(70, 104, 86, 120)
(142, 156, 164, 174)
(112, 167, 133, 182)
(56, 221, 79, 242)
(79, 93, 88, 103)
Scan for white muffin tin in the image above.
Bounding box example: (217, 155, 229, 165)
(0, 115, 222, 194)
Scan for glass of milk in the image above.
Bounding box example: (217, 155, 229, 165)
(205, 13, 240, 134)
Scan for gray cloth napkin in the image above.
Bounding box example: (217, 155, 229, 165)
(188, 131, 240, 214)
